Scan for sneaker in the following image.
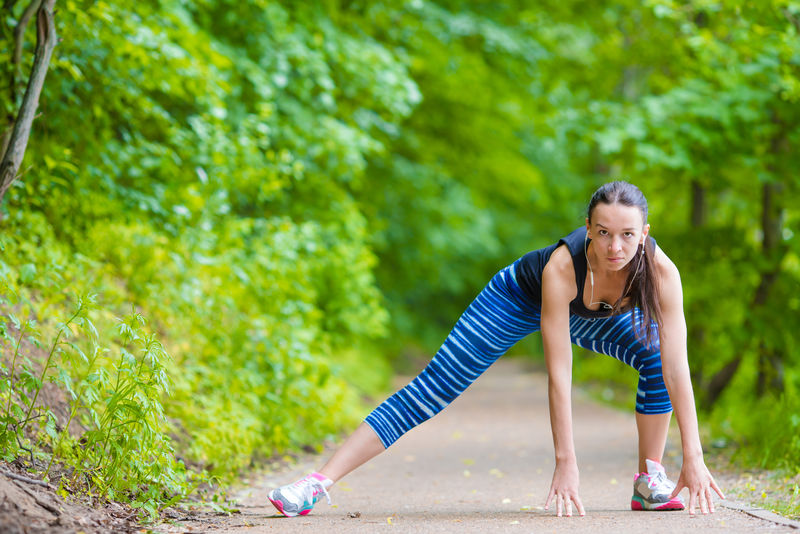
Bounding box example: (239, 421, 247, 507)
(630, 459, 685, 511)
(268, 472, 332, 517)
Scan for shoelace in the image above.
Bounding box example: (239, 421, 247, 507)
(646, 471, 675, 492)
(294, 477, 332, 506)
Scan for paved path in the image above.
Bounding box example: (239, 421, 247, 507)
(164, 359, 795, 533)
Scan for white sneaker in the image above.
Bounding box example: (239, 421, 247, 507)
(268, 472, 332, 517)
(630, 459, 685, 511)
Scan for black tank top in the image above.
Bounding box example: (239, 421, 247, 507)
(515, 227, 654, 318)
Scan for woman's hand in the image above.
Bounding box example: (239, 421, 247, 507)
(545, 459, 586, 517)
(669, 455, 725, 515)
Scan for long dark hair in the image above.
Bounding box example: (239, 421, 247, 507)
(587, 181, 661, 347)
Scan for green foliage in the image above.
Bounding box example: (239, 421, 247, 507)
(710, 359, 800, 471)
(0, 268, 193, 516)
(525, 0, 800, 478)
(1, 0, 400, 512)
(1, 0, 800, 518)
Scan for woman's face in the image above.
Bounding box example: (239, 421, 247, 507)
(586, 202, 649, 273)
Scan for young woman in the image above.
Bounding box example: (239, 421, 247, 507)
(268, 181, 725, 518)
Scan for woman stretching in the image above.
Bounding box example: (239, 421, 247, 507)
(268, 181, 724, 517)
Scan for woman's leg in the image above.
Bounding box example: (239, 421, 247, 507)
(569, 311, 682, 511)
(268, 263, 539, 517)
(568, 310, 674, 469)
(635, 412, 672, 473)
(325, 262, 540, 480)
(318, 422, 384, 482)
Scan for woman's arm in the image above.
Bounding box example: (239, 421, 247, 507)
(541, 246, 585, 517)
(655, 248, 725, 514)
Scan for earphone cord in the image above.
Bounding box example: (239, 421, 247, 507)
(584, 235, 644, 311)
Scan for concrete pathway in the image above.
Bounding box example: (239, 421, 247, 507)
(163, 359, 796, 533)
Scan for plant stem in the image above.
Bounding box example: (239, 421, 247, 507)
(45, 344, 101, 478)
(3, 323, 26, 433)
(20, 307, 81, 434)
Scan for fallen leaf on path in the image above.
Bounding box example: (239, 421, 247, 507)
(610, 478, 618, 485)
(463, 470, 471, 477)
(451, 431, 464, 440)
(489, 468, 505, 478)
(510, 520, 520, 524)
(461, 458, 475, 465)
(520, 506, 531, 511)
(502, 498, 511, 504)
(347, 511, 361, 518)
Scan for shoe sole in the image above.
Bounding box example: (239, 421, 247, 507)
(268, 493, 292, 517)
(631, 495, 685, 511)
(268, 490, 315, 518)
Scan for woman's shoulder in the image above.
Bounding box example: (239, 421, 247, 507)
(653, 244, 681, 287)
(545, 243, 573, 269)
(542, 244, 577, 292)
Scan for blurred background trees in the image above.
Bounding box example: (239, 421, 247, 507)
(1, 0, 798, 508)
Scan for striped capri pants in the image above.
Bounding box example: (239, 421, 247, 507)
(364, 260, 673, 449)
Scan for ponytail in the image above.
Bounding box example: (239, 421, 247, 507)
(587, 181, 662, 347)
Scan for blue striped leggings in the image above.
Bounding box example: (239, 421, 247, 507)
(364, 261, 672, 448)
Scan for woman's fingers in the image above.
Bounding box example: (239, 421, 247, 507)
(551, 491, 585, 517)
(699, 489, 709, 515)
(573, 494, 586, 516)
(688, 483, 718, 515)
(706, 487, 715, 514)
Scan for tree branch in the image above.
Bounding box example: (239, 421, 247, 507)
(13, 0, 41, 68)
(0, 468, 54, 490)
(0, 122, 12, 163)
(0, 0, 56, 204)
(783, 8, 800, 34)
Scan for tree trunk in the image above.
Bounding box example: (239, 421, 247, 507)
(704, 356, 741, 409)
(755, 177, 785, 397)
(0, 0, 57, 205)
(690, 179, 706, 227)
(688, 179, 707, 387)
(704, 180, 786, 407)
